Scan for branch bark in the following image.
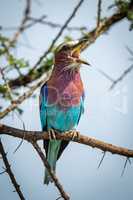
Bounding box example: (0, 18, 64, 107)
(109, 64, 133, 90)
(8, 0, 31, 47)
(0, 124, 133, 158)
(32, 142, 70, 200)
(31, 0, 85, 72)
(0, 0, 85, 119)
(97, 0, 102, 28)
(0, 139, 25, 200)
(3, 2, 131, 91)
(0, 71, 51, 119)
(1, 4, 132, 119)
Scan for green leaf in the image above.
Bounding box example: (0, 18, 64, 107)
(0, 34, 9, 43)
(40, 57, 53, 72)
(0, 85, 7, 93)
(64, 35, 73, 42)
(8, 54, 29, 68)
(8, 55, 15, 65)
(0, 48, 6, 56)
(127, 10, 133, 21)
(15, 58, 28, 68)
(115, 0, 129, 12)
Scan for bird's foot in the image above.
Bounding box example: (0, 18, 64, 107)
(48, 129, 56, 140)
(69, 130, 80, 141)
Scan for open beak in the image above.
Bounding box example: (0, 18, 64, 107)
(71, 39, 90, 66)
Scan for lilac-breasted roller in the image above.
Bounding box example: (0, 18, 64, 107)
(39, 39, 89, 184)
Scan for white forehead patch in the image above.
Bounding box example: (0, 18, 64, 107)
(66, 40, 79, 46)
(55, 40, 79, 53)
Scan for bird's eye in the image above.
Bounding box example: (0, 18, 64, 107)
(62, 45, 69, 51)
(55, 43, 70, 53)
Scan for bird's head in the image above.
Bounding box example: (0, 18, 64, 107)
(54, 39, 90, 73)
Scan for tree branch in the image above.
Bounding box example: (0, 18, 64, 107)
(0, 139, 25, 200)
(0, 70, 51, 119)
(109, 64, 133, 90)
(26, 16, 87, 31)
(32, 142, 70, 200)
(0, 17, 87, 32)
(8, 0, 31, 47)
(97, 0, 102, 28)
(0, 124, 133, 158)
(0, 68, 13, 101)
(31, 0, 85, 72)
(0, 0, 85, 119)
(81, 12, 127, 51)
(2, 1, 130, 91)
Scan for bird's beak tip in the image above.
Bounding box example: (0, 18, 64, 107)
(77, 58, 91, 66)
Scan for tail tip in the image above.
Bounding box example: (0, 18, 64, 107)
(44, 174, 53, 185)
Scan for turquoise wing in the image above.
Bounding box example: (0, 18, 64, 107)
(39, 84, 48, 130)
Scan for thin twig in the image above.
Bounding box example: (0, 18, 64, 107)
(32, 142, 70, 200)
(14, 111, 26, 130)
(56, 197, 62, 200)
(97, 0, 102, 28)
(0, 139, 25, 200)
(8, 0, 31, 47)
(13, 131, 25, 154)
(0, 70, 51, 119)
(121, 157, 130, 177)
(97, 151, 106, 169)
(13, 111, 26, 154)
(93, 66, 115, 82)
(0, 170, 6, 175)
(0, 18, 87, 32)
(126, 46, 133, 57)
(109, 64, 133, 90)
(0, 0, 85, 119)
(3, 4, 130, 91)
(27, 16, 87, 31)
(31, 0, 85, 71)
(0, 41, 23, 77)
(0, 68, 13, 100)
(0, 124, 133, 158)
(127, 158, 132, 165)
(19, 15, 47, 30)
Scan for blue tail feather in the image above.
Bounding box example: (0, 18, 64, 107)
(44, 140, 61, 184)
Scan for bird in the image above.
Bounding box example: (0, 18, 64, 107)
(39, 39, 90, 184)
